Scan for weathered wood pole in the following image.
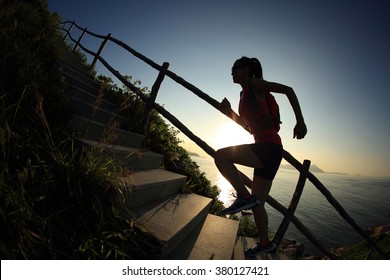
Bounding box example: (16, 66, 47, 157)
(142, 62, 170, 134)
(90, 33, 111, 70)
(63, 21, 75, 41)
(73, 27, 88, 52)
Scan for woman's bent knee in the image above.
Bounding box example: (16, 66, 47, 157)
(214, 148, 226, 166)
(215, 147, 229, 160)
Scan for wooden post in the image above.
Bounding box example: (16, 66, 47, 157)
(273, 159, 311, 246)
(63, 21, 75, 41)
(142, 62, 169, 134)
(90, 33, 111, 70)
(73, 27, 88, 52)
(61, 21, 67, 31)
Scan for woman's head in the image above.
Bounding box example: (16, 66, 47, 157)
(231, 57, 263, 83)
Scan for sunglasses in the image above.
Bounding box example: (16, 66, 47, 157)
(231, 65, 246, 72)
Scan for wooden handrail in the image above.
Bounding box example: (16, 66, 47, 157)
(73, 27, 87, 52)
(59, 21, 389, 259)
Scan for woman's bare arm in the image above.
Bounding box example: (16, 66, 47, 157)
(219, 98, 249, 131)
(252, 78, 307, 139)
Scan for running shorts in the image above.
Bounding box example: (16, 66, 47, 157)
(249, 142, 283, 180)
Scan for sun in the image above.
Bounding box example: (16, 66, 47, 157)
(213, 121, 253, 148)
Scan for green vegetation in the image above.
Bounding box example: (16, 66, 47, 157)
(0, 0, 223, 259)
(338, 235, 390, 260)
(237, 216, 258, 238)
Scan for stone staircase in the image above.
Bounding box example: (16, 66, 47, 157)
(56, 50, 240, 260)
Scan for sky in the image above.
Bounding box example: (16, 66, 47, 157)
(48, 0, 390, 178)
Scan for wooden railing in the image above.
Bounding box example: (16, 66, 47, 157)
(59, 21, 388, 260)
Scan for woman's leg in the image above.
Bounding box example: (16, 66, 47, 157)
(251, 175, 273, 243)
(214, 144, 264, 196)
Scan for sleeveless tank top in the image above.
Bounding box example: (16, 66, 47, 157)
(238, 89, 282, 145)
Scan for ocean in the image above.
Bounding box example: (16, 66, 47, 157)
(191, 156, 390, 256)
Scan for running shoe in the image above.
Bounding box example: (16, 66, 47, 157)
(245, 241, 277, 257)
(221, 194, 260, 215)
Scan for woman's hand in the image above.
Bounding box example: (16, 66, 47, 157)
(219, 98, 248, 130)
(293, 121, 307, 139)
(220, 98, 231, 114)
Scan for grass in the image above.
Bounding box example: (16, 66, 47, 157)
(338, 235, 390, 260)
(0, 0, 223, 259)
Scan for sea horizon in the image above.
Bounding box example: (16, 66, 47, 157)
(191, 153, 390, 180)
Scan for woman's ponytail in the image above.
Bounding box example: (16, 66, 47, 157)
(250, 58, 263, 79)
(236, 56, 263, 79)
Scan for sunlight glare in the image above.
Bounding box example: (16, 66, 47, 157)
(213, 121, 253, 148)
(217, 173, 236, 207)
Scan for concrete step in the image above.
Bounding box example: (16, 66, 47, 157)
(168, 214, 239, 260)
(69, 115, 145, 148)
(233, 236, 290, 260)
(134, 193, 212, 259)
(61, 64, 101, 94)
(69, 94, 129, 130)
(59, 52, 91, 71)
(69, 85, 118, 112)
(56, 57, 93, 80)
(78, 139, 163, 170)
(61, 49, 94, 69)
(118, 169, 187, 207)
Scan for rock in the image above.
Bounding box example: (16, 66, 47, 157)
(302, 255, 318, 260)
(366, 224, 390, 238)
(278, 239, 305, 259)
(331, 246, 348, 257)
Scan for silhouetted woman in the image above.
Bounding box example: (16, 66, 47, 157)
(215, 56, 307, 256)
